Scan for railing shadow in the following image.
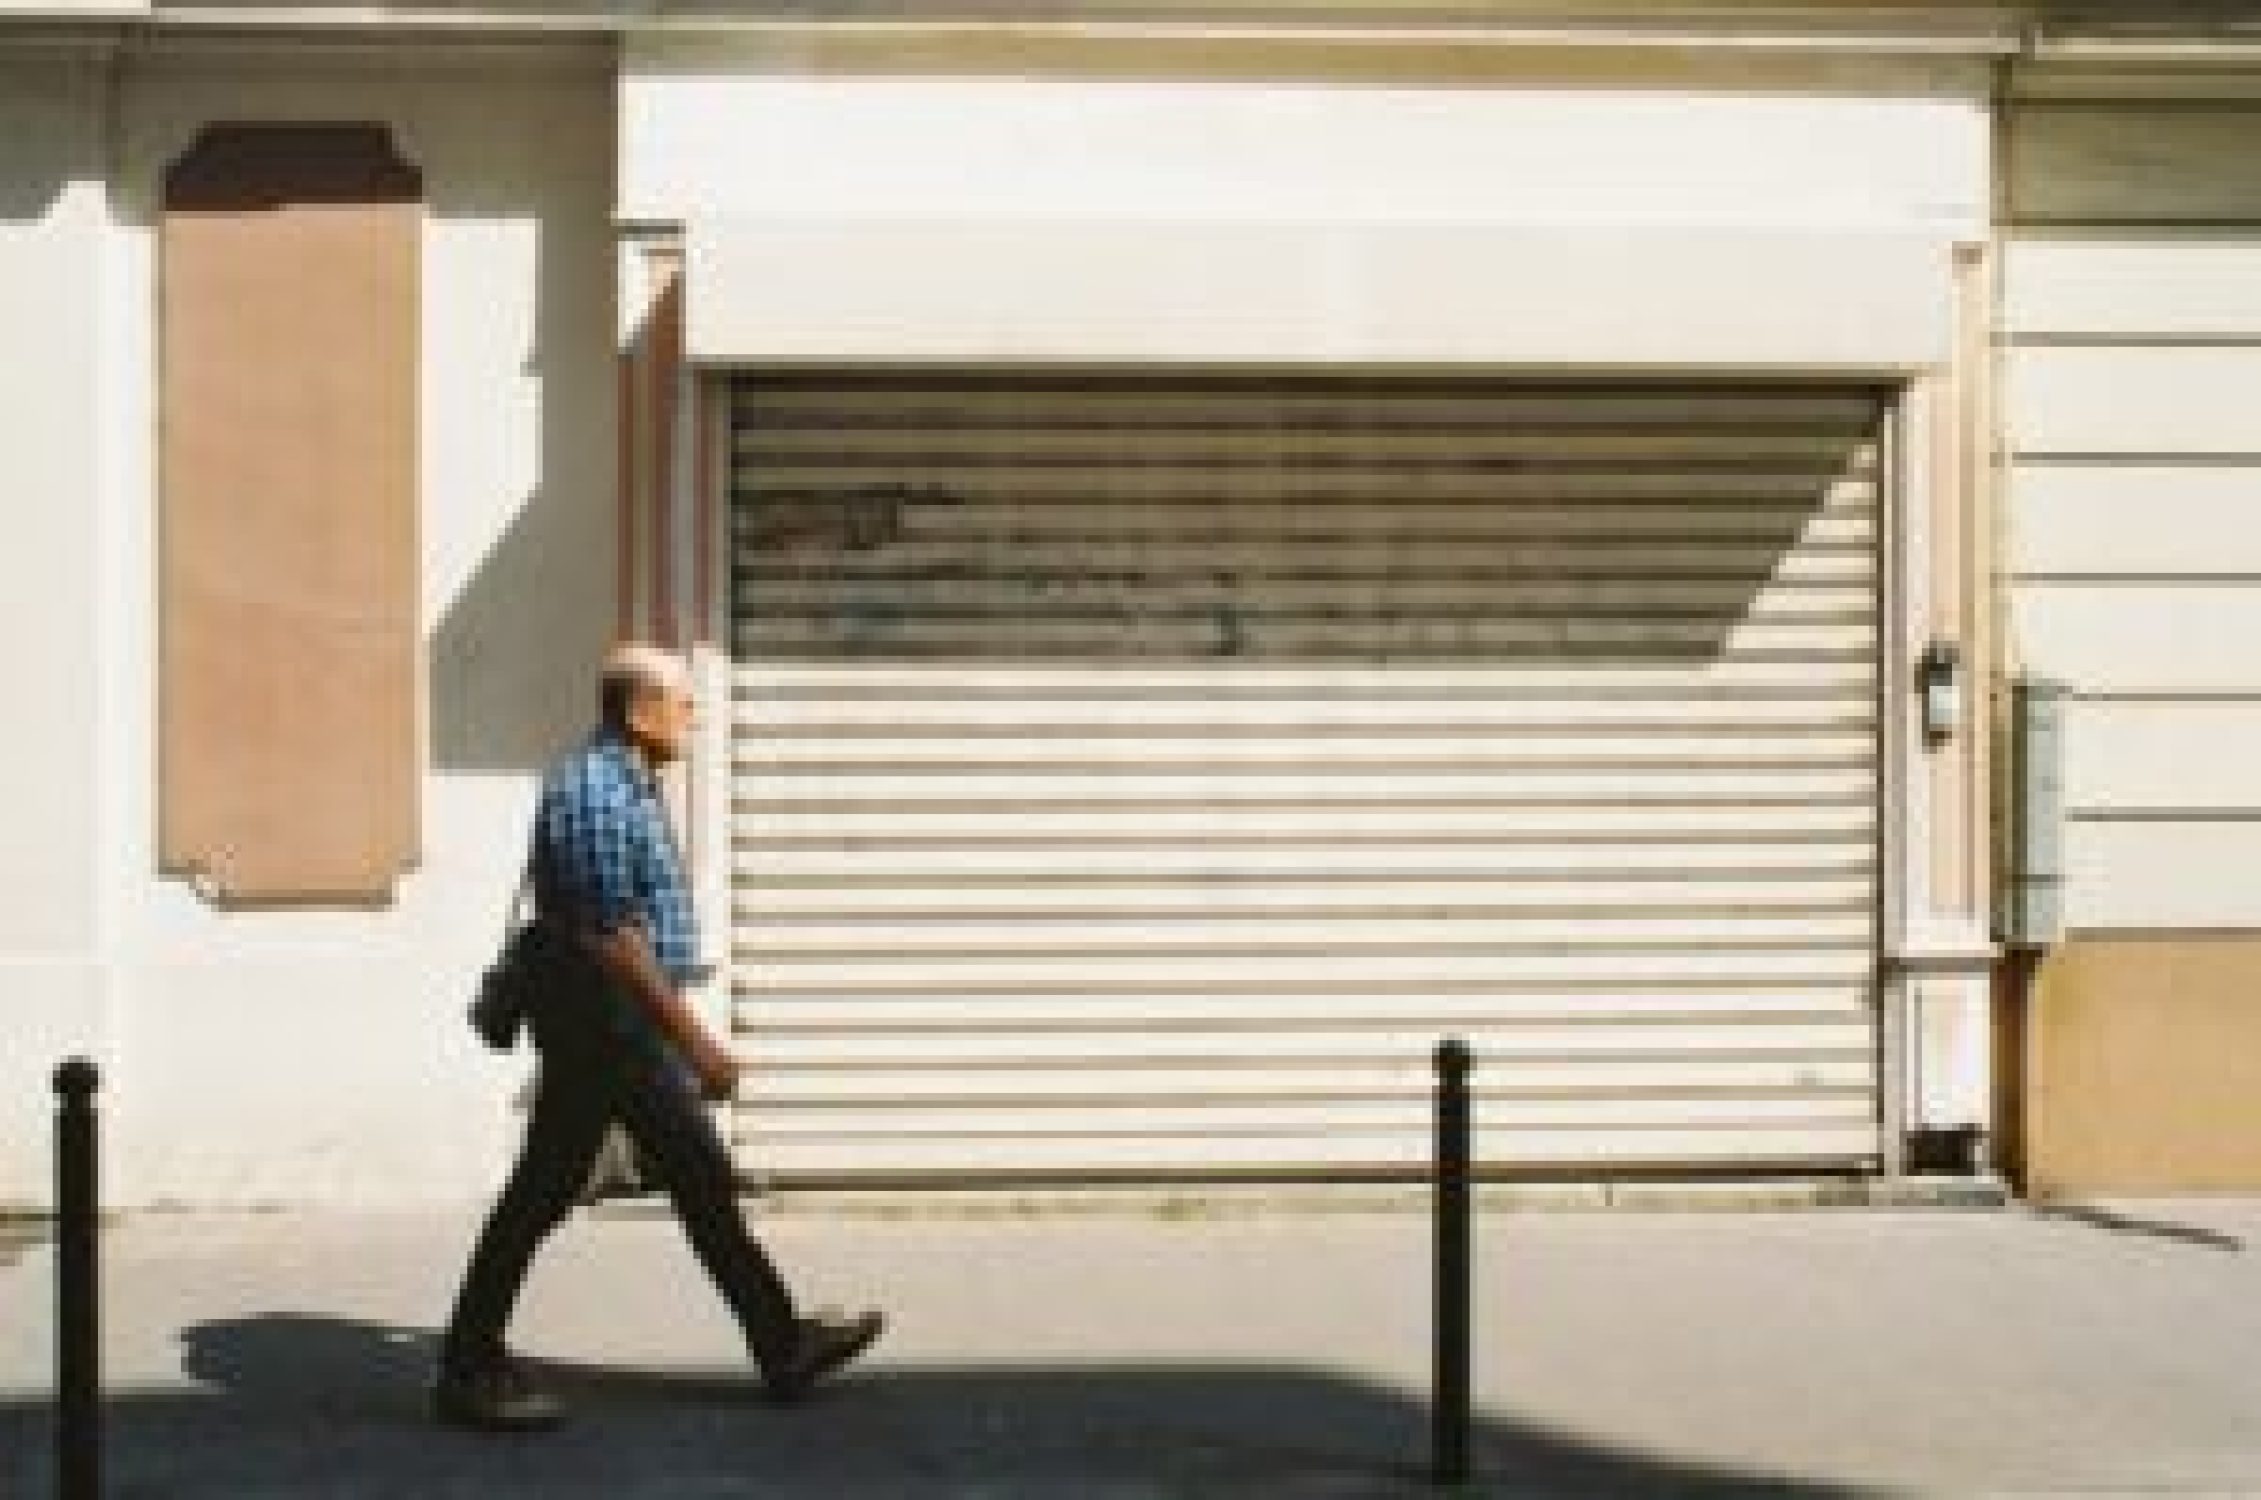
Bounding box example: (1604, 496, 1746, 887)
(2030, 1203, 2246, 1254)
(0, 1310, 1871, 1497)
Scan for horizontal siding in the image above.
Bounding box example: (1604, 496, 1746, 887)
(2008, 101, 2261, 931)
(2010, 466, 2261, 578)
(2008, 346, 2261, 456)
(731, 375, 1881, 1177)
(2003, 236, 2261, 338)
(2009, 105, 2261, 224)
(2064, 819, 2261, 930)
(2009, 586, 2261, 695)
(2063, 699, 2261, 814)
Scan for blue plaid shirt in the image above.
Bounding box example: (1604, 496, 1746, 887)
(530, 728, 704, 987)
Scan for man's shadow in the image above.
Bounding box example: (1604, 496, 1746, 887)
(72, 1310, 1869, 1497)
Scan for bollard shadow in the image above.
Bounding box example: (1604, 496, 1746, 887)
(0, 1310, 1870, 1498)
(0, 1217, 49, 1272)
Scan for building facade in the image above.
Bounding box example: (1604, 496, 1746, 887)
(0, 2, 2255, 1206)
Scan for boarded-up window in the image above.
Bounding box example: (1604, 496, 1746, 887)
(159, 123, 421, 904)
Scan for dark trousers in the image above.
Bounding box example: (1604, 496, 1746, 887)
(440, 950, 798, 1375)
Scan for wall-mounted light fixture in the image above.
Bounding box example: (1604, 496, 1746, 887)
(1917, 639, 1961, 744)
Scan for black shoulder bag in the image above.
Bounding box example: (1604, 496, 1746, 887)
(469, 859, 543, 1052)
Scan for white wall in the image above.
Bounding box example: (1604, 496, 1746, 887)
(0, 52, 112, 1204)
(2005, 101, 2261, 931)
(0, 30, 2006, 1205)
(624, 44, 1992, 236)
(0, 45, 619, 1208)
(654, 41, 1984, 374)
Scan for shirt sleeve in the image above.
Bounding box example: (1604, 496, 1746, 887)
(538, 754, 643, 935)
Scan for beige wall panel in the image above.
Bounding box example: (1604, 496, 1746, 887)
(2010, 105, 2261, 224)
(0, 59, 102, 956)
(2008, 346, 2261, 456)
(2009, 586, 2261, 694)
(2010, 466, 2261, 577)
(2063, 699, 2261, 814)
(2026, 935, 2261, 1196)
(2004, 236, 2261, 337)
(2063, 818, 2261, 930)
(158, 124, 422, 904)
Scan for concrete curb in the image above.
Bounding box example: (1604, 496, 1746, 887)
(589, 1175, 2013, 1221)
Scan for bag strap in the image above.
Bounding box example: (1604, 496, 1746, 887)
(500, 849, 535, 943)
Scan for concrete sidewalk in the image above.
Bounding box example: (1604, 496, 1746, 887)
(5, 1195, 2261, 1497)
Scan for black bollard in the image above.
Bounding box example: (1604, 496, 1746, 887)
(54, 1057, 100, 1500)
(1432, 1038, 1472, 1487)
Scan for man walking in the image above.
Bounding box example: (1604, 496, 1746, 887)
(436, 643, 883, 1431)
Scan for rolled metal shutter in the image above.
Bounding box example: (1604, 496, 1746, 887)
(728, 374, 1882, 1180)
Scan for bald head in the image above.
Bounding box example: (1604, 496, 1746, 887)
(599, 642, 694, 751)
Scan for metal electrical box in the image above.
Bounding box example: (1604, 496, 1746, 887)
(2001, 677, 2068, 950)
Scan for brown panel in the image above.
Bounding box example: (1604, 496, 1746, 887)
(2026, 934, 2261, 1196)
(160, 124, 421, 904)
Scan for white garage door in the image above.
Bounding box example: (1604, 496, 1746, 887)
(727, 374, 1883, 1181)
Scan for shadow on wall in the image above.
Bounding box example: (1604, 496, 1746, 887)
(424, 152, 618, 774)
(0, 61, 82, 225)
(0, 171, 70, 224)
(0, 1310, 1857, 1497)
(428, 475, 611, 774)
(733, 376, 1878, 666)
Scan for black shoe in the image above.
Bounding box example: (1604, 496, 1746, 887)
(765, 1309, 885, 1405)
(432, 1360, 566, 1433)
